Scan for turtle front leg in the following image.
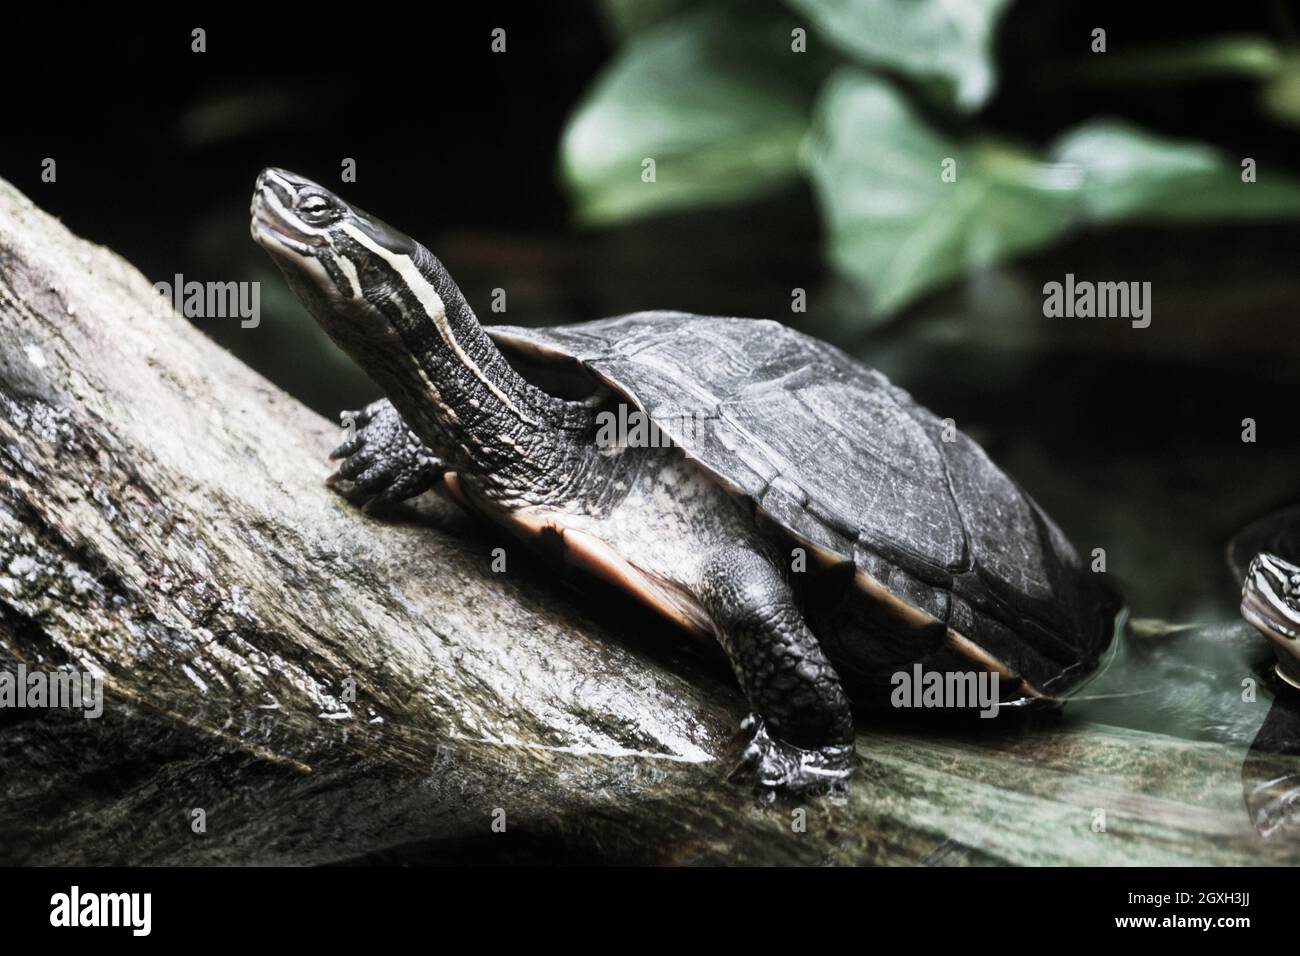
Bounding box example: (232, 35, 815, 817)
(328, 399, 445, 510)
(700, 545, 856, 795)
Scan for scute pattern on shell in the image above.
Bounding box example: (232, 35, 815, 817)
(488, 312, 1119, 694)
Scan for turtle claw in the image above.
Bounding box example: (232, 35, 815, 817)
(729, 715, 854, 797)
(728, 712, 761, 748)
(328, 400, 442, 510)
(330, 432, 364, 461)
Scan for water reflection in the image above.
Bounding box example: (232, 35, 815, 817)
(1243, 677, 1300, 838)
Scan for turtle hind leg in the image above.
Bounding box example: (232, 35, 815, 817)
(700, 544, 856, 796)
(328, 399, 445, 510)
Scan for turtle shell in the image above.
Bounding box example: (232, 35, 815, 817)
(488, 311, 1121, 698)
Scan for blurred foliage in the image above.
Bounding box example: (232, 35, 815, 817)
(1059, 34, 1300, 129)
(561, 0, 1300, 318)
(561, 5, 829, 224)
(804, 71, 1300, 315)
(785, 0, 1010, 111)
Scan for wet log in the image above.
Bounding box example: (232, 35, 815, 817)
(0, 175, 1295, 866)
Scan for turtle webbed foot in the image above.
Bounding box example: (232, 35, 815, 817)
(328, 399, 443, 510)
(728, 714, 855, 799)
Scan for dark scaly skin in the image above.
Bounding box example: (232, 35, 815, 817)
(336, 409, 858, 792)
(251, 168, 857, 794)
(328, 399, 443, 510)
(700, 545, 855, 789)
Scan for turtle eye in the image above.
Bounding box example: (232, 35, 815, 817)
(297, 193, 338, 225)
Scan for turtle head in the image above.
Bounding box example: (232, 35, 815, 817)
(250, 167, 419, 336)
(250, 167, 590, 500)
(1242, 552, 1300, 688)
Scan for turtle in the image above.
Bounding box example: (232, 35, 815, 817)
(250, 168, 1121, 794)
(1234, 507, 1300, 692)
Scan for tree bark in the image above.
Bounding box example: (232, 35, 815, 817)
(0, 175, 1294, 865)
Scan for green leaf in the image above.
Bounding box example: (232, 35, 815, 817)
(1051, 122, 1300, 222)
(802, 70, 1300, 316)
(783, 0, 1011, 111)
(1261, 53, 1300, 129)
(560, 4, 827, 226)
(1063, 35, 1284, 87)
(802, 73, 1071, 316)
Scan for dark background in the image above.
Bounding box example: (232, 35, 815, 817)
(2, 3, 1299, 622)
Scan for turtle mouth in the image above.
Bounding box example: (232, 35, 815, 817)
(1243, 592, 1300, 642)
(250, 168, 328, 255)
(1243, 594, 1300, 641)
(250, 201, 326, 255)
